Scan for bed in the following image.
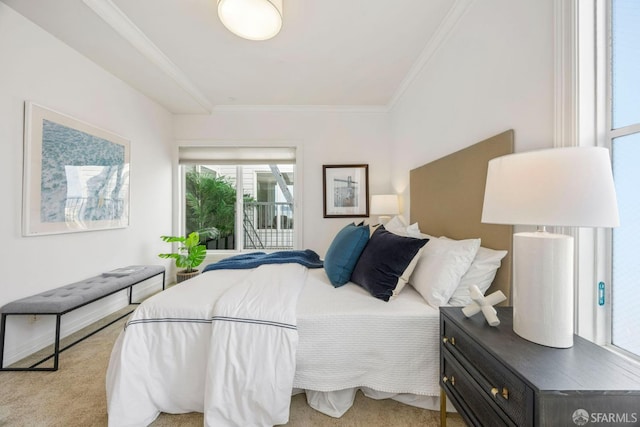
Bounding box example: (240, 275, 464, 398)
(106, 130, 514, 426)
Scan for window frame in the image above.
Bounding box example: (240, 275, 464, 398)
(174, 142, 303, 253)
(603, 0, 640, 360)
(570, 0, 640, 363)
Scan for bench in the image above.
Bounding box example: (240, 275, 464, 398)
(0, 265, 165, 371)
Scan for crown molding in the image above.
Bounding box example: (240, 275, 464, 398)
(82, 0, 471, 115)
(82, 0, 214, 113)
(211, 104, 389, 114)
(387, 0, 474, 111)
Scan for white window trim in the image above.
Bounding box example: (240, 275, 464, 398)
(561, 0, 640, 364)
(603, 1, 640, 361)
(555, 0, 610, 345)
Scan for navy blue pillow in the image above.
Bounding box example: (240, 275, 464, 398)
(324, 223, 370, 287)
(350, 226, 428, 301)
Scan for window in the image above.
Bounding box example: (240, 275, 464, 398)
(609, 0, 640, 359)
(178, 146, 298, 251)
(574, 0, 640, 360)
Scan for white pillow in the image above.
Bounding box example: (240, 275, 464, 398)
(447, 245, 508, 306)
(405, 222, 421, 238)
(409, 236, 481, 308)
(385, 215, 407, 231)
(385, 216, 421, 238)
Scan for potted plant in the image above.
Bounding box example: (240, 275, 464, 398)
(158, 232, 207, 283)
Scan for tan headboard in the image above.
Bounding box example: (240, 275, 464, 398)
(410, 130, 514, 301)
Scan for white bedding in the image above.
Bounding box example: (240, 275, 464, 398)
(295, 268, 440, 392)
(106, 264, 441, 425)
(107, 264, 307, 427)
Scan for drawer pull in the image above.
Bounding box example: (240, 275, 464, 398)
(442, 336, 456, 346)
(442, 376, 456, 386)
(490, 387, 510, 400)
(502, 387, 509, 400)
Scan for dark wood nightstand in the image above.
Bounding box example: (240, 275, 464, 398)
(440, 306, 640, 426)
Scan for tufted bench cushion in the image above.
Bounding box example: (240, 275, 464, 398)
(1, 265, 165, 315)
(1, 265, 165, 371)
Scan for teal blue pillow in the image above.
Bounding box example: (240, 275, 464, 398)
(324, 223, 370, 287)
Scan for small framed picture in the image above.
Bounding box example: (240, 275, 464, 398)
(323, 164, 369, 218)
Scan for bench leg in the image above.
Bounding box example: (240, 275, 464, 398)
(25, 314, 60, 371)
(0, 313, 6, 369)
(53, 314, 61, 371)
(129, 271, 166, 305)
(0, 314, 58, 372)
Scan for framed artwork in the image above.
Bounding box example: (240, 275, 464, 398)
(22, 102, 130, 236)
(323, 164, 369, 218)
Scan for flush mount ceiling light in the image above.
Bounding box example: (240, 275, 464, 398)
(217, 0, 283, 41)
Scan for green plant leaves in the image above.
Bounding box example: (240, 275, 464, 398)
(185, 170, 236, 241)
(158, 231, 207, 273)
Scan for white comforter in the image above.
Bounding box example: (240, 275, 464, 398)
(106, 263, 308, 427)
(295, 269, 441, 416)
(106, 264, 441, 425)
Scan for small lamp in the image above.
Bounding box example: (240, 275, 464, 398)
(370, 195, 399, 225)
(218, 0, 283, 41)
(482, 147, 619, 348)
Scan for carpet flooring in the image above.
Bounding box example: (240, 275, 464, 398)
(0, 307, 464, 426)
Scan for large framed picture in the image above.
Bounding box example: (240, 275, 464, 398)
(23, 102, 130, 236)
(322, 164, 369, 218)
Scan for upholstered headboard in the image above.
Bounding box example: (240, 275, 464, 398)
(409, 130, 514, 301)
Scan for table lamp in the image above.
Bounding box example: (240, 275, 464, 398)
(481, 147, 619, 348)
(370, 194, 399, 225)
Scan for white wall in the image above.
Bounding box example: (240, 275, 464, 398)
(390, 0, 556, 217)
(0, 4, 174, 365)
(174, 109, 392, 255)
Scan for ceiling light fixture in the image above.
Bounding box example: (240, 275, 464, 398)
(217, 0, 283, 41)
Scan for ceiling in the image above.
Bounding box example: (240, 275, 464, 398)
(3, 0, 461, 114)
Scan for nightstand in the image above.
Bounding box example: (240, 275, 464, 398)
(440, 307, 640, 426)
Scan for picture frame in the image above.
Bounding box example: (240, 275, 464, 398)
(22, 101, 130, 236)
(322, 164, 369, 218)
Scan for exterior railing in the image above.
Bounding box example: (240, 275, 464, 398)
(200, 201, 294, 250)
(243, 202, 294, 250)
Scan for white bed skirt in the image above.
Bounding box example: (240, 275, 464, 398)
(292, 387, 456, 418)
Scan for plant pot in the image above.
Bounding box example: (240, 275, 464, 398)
(176, 269, 200, 283)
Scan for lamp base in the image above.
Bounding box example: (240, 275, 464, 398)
(513, 231, 574, 348)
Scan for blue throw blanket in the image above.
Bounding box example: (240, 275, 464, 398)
(203, 249, 323, 272)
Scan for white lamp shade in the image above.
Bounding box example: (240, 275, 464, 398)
(482, 147, 619, 228)
(218, 0, 283, 41)
(370, 195, 399, 216)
